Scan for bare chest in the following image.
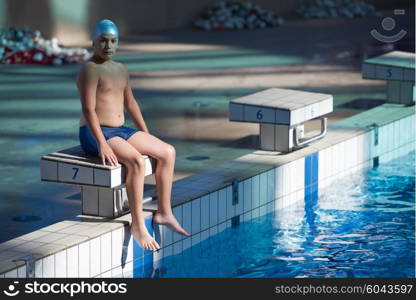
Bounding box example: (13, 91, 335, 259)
(96, 67, 127, 95)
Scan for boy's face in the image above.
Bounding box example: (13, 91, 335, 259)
(92, 33, 118, 60)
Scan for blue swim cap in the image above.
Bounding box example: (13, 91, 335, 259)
(92, 19, 119, 41)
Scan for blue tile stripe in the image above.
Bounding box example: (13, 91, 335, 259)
(305, 154, 311, 187)
(133, 216, 153, 277)
(133, 237, 144, 277)
(304, 152, 319, 235)
(304, 152, 319, 187)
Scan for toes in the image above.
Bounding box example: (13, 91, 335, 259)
(142, 240, 159, 251)
(176, 227, 189, 236)
(147, 242, 153, 251)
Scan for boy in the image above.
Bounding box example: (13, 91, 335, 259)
(77, 19, 189, 251)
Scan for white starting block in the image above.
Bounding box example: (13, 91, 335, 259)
(362, 51, 415, 105)
(40, 145, 156, 218)
(229, 88, 333, 152)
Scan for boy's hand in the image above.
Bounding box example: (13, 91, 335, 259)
(98, 142, 119, 166)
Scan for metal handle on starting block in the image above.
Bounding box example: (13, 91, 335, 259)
(294, 117, 327, 147)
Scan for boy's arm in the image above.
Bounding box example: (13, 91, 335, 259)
(123, 70, 149, 134)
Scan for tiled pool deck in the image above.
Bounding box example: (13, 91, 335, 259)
(0, 102, 414, 278)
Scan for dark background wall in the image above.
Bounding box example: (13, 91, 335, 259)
(1, 0, 414, 44)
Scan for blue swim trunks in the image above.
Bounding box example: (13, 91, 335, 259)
(79, 125, 140, 156)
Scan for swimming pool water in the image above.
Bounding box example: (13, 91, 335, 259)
(137, 151, 415, 278)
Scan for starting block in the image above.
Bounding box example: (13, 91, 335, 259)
(362, 51, 415, 105)
(229, 88, 333, 152)
(40, 145, 156, 218)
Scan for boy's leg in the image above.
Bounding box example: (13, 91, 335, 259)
(106, 136, 160, 251)
(127, 131, 190, 236)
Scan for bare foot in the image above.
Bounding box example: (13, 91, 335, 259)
(130, 223, 160, 251)
(153, 211, 190, 236)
